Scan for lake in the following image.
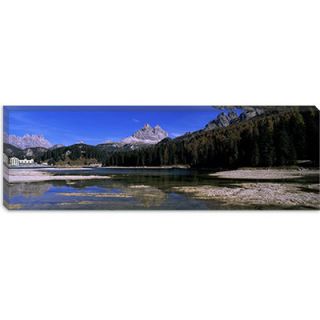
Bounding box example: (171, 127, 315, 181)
(3, 168, 320, 210)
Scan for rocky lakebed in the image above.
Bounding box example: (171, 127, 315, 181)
(3, 167, 320, 210)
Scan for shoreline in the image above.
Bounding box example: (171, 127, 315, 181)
(209, 168, 320, 180)
(101, 165, 190, 169)
(4, 167, 111, 183)
(5, 165, 191, 170)
(4, 166, 320, 184)
(173, 183, 320, 209)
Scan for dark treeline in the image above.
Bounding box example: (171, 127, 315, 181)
(36, 107, 319, 168)
(104, 107, 319, 168)
(36, 144, 109, 165)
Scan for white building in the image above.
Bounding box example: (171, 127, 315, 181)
(9, 157, 20, 166)
(9, 157, 34, 166)
(19, 158, 34, 165)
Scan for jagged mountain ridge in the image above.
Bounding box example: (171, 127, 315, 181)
(4, 133, 52, 149)
(122, 124, 168, 144)
(4, 108, 260, 153)
(4, 109, 269, 164)
(205, 107, 265, 131)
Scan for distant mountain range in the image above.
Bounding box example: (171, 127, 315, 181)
(4, 108, 264, 152)
(5, 107, 307, 167)
(3, 124, 171, 162)
(3, 110, 263, 161)
(4, 124, 168, 151)
(4, 133, 53, 149)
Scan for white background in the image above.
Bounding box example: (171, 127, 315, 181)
(0, 1, 319, 319)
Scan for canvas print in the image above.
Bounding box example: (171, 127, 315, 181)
(3, 106, 320, 210)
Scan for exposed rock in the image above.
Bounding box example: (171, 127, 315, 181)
(50, 144, 64, 150)
(239, 107, 265, 120)
(205, 108, 265, 131)
(173, 182, 320, 209)
(26, 149, 34, 157)
(209, 168, 319, 180)
(122, 124, 168, 144)
(228, 111, 239, 122)
(4, 133, 52, 149)
(205, 111, 239, 130)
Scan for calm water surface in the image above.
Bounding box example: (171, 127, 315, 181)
(4, 168, 319, 210)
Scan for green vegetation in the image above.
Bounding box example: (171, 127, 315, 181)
(36, 144, 108, 166)
(7, 107, 319, 169)
(104, 107, 319, 168)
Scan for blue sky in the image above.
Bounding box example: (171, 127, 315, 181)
(4, 106, 241, 146)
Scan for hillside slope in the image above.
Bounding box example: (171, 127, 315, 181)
(105, 106, 319, 168)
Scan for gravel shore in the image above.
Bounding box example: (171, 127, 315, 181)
(4, 168, 111, 183)
(210, 168, 319, 180)
(173, 183, 320, 209)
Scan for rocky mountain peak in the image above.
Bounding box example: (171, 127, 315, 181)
(4, 133, 52, 149)
(122, 124, 168, 145)
(205, 108, 265, 131)
(205, 111, 239, 130)
(239, 107, 265, 120)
